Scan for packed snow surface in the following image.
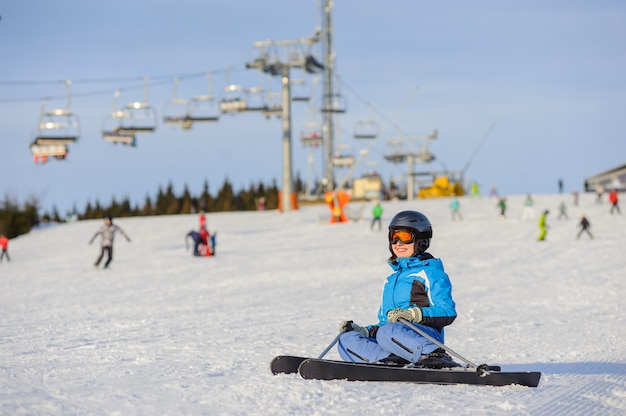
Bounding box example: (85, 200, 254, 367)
(1, 193, 625, 415)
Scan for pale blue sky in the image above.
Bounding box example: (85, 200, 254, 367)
(1, 0, 625, 214)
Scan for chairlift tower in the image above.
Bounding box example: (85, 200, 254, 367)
(321, 0, 336, 191)
(384, 130, 438, 200)
(246, 30, 323, 212)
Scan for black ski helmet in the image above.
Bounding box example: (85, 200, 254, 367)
(388, 210, 432, 258)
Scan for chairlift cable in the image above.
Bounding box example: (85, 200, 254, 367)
(0, 64, 250, 104)
(462, 121, 497, 174)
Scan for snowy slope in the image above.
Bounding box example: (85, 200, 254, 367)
(1, 193, 625, 415)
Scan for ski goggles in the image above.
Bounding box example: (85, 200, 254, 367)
(388, 229, 416, 244)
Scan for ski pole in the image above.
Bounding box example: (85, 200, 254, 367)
(317, 330, 345, 359)
(399, 317, 491, 377)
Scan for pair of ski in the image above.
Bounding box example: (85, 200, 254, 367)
(271, 355, 541, 387)
(271, 319, 541, 388)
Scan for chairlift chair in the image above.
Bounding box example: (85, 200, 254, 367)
(163, 98, 192, 129)
(333, 153, 354, 167)
(291, 78, 310, 102)
(320, 93, 347, 114)
(300, 122, 323, 147)
(101, 90, 138, 146)
(187, 95, 220, 123)
(33, 95, 80, 145)
(241, 86, 268, 113)
(115, 78, 158, 134)
(220, 84, 247, 113)
(262, 92, 282, 119)
(118, 101, 158, 134)
(162, 78, 192, 128)
(353, 119, 379, 139)
(187, 73, 220, 123)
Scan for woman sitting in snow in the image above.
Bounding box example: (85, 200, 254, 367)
(338, 210, 458, 367)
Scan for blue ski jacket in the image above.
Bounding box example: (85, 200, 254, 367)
(374, 253, 456, 332)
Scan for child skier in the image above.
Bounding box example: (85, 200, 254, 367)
(89, 216, 131, 269)
(186, 225, 213, 256)
(577, 214, 594, 240)
(337, 210, 458, 367)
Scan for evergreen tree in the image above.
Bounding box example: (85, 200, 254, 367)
(179, 184, 193, 214)
(265, 179, 280, 210)
(155, 185, 166, 215)
(215, 178, 236, 211)
(83, 201, 94, 219)
(294, 172, 304, 194)
(119, 197, 132, 217)
(199, 180, 212, 212)
(0, 195, 39, 238)
(141, 194, 154, 216)
(163, 182, 179, 215)
(51, 205, 61, 222)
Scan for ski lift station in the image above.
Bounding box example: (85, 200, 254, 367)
(584, 163, 626, 192)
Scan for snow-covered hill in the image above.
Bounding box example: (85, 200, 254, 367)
(1, 193, 624, 415)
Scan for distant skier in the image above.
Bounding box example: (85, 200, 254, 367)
(608, 189, 621, 214)
(576, 214, 593, 240)
(595, 184, 604, 204)
(371, 201, 383, 230)
(186, 225, 213, 256)
(497, 197, 507, 219)
(89, 215, 131, 269)
(521, 194, 535, 221)
(450, 197, 462, 221)
(470, 182, 480, 198)
(338, 210, 458, 368)
(557, 202, 568, 220)
(538, 210, 550, 241)
(0, 234, 10, 262)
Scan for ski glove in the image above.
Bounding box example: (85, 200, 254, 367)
(387, 307, 423, 323)
(339, 320, 378, 338)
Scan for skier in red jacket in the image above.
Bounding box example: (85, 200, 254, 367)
(609, 189, 621, 214)
(0, 234, 10, 262)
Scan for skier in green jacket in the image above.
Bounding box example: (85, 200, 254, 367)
(538, 210, 550, 241)
(371, 202, 383, 231)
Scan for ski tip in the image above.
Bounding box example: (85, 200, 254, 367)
(298, 358, 315, 379)
(270, 355, 308, 375)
